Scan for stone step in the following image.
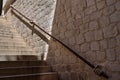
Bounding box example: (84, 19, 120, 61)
(0, 72, 58, 80)
(0, 37, 25, 41)
(0, 48, 33, 52)
(0, 33, 21, 36)
(0, 42, 26, 47)
(0, 46, 32, 51)
(0, 35, 22, 38)
(0, 39, 25, 43)
(0, 60, 47, 67)
(0, 50, 36, 55)
(0, 66, 52, 76)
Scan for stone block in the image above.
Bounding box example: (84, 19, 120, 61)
(85, 51, 96, 62)
(106, 48, 116, 61)
(96, 0, 102, 2)
(106, 0, 116, 6)
(110, 11, 120, 22)
(70, 72, 79, 80)
(103, 5, 115, 16)
(115, 47, 120, 62)
(96, 51, 105, 62)
(108, 63, 120, 71)
(108, 38, 117, 48)
(90, 11, 102, 20)
(115, 1, 120, 10)
(99, 16, 109, 28)
(96, 0, 106, 10)
(90, 41, 100, 51)
(80, 23, 89, 33)
(103, 24, 118, 38)
(116, 35, 120, 47)
(81, 43, 90, 52)
(85, 5, 96, 15)
(86, 0, 95, 7)
(84, 31, 95, 42)
(76, 34, 85, 45)
(69, 36, 76, 46)
(95, 30, 103, 40)
(89, 20, 99, 30)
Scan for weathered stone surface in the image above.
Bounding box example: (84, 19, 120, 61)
(96, 0, 106, 10)
(108, 38, 117, 48)
(95, 30, 103, 40)
(106, 0, 116, 6)
(85, 51, 96, 62)
(86, 0, 95, 7)
(91, 41, 99, 51)
(116, 35, 120, 47)
(115, 47, 120, 62)
(108, 63, 120, 71)
(115, 1, 120, 10)
(96, 51, 105, 62)
(76, 34, 85, 44)
(110, 11, 120, 22)
(103, 5, 115, 16)
(103, 24, 118, 38)
(99, 16, 109, 28)
(100, 39, 108, 50)
(89, 21, 99, 30)
(85, 5, 96, 15)
(84, 31, 95, 42)
(81, 43, 90, 52)
(106, 49, 116, 61)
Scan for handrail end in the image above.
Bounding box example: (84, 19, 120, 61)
(94, 65, 109, 79)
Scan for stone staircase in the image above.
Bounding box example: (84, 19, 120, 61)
(0, 61, 58, 80)
(0, 17, 36, 57)
(0, 17, 58, 80)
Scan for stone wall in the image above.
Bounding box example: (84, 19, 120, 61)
(6, 0, 56, 60)
(47, 0, 120, 80)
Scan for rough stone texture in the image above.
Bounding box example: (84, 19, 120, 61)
(47, 0, 120, 80)
(5, 0, 120, 80)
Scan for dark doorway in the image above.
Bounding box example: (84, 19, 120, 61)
(0, 0, 3, 15)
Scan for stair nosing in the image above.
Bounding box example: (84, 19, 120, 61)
(0, 66, 51, 70)
(0, 72, 57, 78)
